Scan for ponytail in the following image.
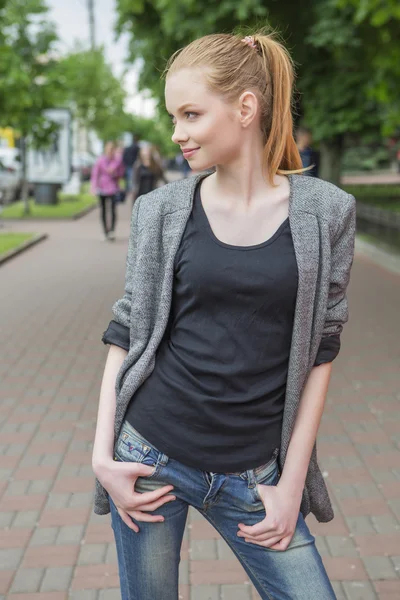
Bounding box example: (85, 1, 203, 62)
(255, 34, 303, 183)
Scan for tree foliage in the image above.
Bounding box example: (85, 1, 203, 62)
(115, 0, 400, 165)
(55, 47, 128, 143)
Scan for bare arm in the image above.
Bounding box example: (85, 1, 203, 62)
(92, 344, 127, 470)
(238, 362, 332, 550)
(278, 362, 332, 498)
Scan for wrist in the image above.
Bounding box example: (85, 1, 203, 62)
(92, 454, 114, 476)
(277, 476, 305, 501)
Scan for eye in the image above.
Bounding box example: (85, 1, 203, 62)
(185, 111, 198, 120)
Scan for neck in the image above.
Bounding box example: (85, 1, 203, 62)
(209, 136, 283, 208)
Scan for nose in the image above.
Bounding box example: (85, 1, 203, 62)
(171, 121, 189, 145)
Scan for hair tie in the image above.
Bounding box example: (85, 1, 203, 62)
(241, 36, 257, 50)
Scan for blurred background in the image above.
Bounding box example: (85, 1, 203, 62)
(0, 1, 399, 599)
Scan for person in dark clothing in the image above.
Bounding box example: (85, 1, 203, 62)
(122, 135, 140, 201)
(296, 127, 319, 177)
(132, 145, 168, 203)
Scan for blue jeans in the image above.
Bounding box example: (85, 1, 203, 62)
(110, 420, 336, 600)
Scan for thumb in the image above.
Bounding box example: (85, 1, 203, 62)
(122, 462, 155, 476)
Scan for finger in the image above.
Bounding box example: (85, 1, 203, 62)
(270, 536, 292, 551)
(238, 520, 272, 536)
(128, 511, 166, 523)
(134, 494, 176, 512)
(133, 485, 174, 506)
(241, 530, 284, 542)
(117, 508, 139, 533)
(244, 535, 282, 548)
(132, 463, 162, 476)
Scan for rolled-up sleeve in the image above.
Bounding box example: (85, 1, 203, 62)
(101, 196, 142, 350)
(314, 194, 356, 366)
(102, 320, 130, 351)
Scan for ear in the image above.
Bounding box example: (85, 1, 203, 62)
(238, 91, 258, 128)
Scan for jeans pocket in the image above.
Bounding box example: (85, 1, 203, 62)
(115, 422, 163, 478)
(252, 449, 280, 503)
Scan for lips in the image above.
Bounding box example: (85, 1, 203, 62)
(182, 147, 200, 157)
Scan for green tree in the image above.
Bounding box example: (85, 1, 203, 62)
(115, 0, 400, 183)
(56, 47, 128, 144)
(0, 0, 66, 213)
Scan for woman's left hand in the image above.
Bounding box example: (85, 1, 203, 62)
(237, 482, 302, 551)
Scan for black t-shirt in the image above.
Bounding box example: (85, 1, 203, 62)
(125, 182, 299, 472)
(136, 164, 158, 196)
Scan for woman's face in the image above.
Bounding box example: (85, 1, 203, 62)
(165, 68, 244, 172)
(105, 142, 115, 158)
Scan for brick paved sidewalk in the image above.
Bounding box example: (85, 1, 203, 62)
(0, 197, 399, 600)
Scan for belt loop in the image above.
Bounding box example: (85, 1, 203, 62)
(247, 469, 256, 489)
(159, 452, 168, 467)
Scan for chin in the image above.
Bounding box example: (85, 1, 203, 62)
(189, 157, 215, 173)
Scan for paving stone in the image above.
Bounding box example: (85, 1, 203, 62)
(315, 536, 330, 556)
(362, 556, 398, 580)
(0, 548, 24, 569)
(345, 516, 375, 535)
(12, 510, 40, 528)
(221, 584, 251, 599)
(0, 512, 14, 528)
(191, 585, 220, 600)
(98, 590, 121, 600)
(56, 525, 85, 545)
(69, 492, 93, 508)
(10, 568, 44, 593)
(69, 591, 99, 600)
(46, 493, 72, 509)
(215, 539, 235, 560)
(326, 536, 358, 557)
(331, 581, 346, 600)
(41, 566, 74, 592)
(179, 560, 189, 585)
(105, 544, 118, 564)
(191, 540, 217, 561)
(342, 580, 378, 599)
(78, 544, 107, 565)
(371, 514, 400, 534)
(28, 480, 53, 495)
(29, 527, 59, 546)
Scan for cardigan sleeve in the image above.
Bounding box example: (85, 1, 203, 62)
(314, 194, 356, 366)
(101, 196, 142, 348)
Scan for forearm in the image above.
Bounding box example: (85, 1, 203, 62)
(279, 362, 332, 499)
(92, 344, 128, 470)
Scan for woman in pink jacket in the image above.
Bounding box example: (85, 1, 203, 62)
(91, 142, 125, 241)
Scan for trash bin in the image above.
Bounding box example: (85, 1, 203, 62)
(34, 183, 59, 205)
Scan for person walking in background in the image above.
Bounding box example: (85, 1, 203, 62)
(91, 141, 124, 241)
(122, 134, 140, 203)
(93, 31, 355, 599)
(295, 126, 320, 177)
(132, 144, 168, 203)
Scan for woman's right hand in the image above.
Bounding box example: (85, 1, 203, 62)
(94, 459, 176, 532)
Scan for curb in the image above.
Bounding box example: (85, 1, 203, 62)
(355, 235, 400, 276)
(0, 202, 97, 222)
(0, 233, 48, 267)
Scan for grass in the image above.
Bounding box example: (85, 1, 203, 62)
(0, 232, 35, 257)
(0, 192, 96, 219)
(343, 184, 400, 213)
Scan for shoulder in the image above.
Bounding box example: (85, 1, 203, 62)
(136, 175, 202, 229)
(290, 175, 355, 223)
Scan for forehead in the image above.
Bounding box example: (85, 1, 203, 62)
(165, 68, 218, 111)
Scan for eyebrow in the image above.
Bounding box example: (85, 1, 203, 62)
(167, 102, 199, 117)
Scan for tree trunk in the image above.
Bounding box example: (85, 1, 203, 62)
(20, 136, 31, 216)
(319, 136, 344, 186)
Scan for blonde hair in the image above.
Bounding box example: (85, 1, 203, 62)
(164, 31, 304, 184)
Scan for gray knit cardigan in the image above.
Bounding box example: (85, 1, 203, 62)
(94, 172, 356, 522)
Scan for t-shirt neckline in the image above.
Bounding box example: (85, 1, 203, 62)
(196, 181, 290, 251)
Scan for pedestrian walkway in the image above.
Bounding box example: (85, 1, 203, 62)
(0, 193, 399, 600)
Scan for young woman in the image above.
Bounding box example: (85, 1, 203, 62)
(93, 31, 355, 599)
(91, 141, 124, 240)
(131, 144, 168, 203)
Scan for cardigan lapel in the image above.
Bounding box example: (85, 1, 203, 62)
(282, 184, 320, 454)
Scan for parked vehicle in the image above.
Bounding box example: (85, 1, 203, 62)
(0, 148, 23, 202)
(0, 158, 22, 204)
